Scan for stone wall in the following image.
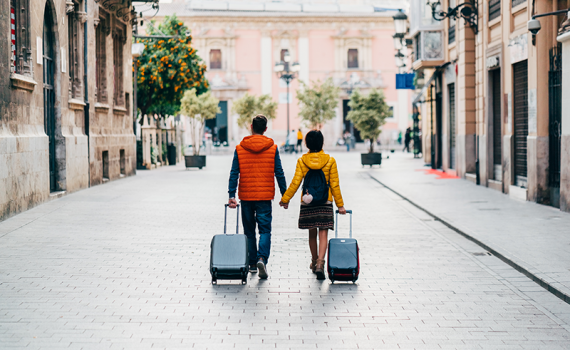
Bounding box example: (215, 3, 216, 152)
(0, 0, 135, 222)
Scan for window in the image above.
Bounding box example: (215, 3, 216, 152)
(113, 22, 126, 107)
(512, 0, 525, 7)
(448, 0, 456, 44)
(10, 0, 32, 75)
(489, 0, 501, 21)
(67, 0, 85, 99)
(95, 10, 109, 103)
(209, 49, 222, 69)
(414, 33, 421, 61)
(347, 49, 358, 69)
(280, 49, 289, 62)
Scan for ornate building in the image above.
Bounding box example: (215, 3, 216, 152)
(0, 0, 137, 221)
(149, 0, 409, 146)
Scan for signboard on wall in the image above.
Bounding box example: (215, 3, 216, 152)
(396, 73, 415, 90)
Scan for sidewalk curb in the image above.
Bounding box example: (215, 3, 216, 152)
(368, 173, 570, 306)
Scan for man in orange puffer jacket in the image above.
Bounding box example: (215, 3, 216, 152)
(228, 115, 287, 279)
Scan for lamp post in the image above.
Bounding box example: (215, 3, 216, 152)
(274, 51, 300, 140)
(426, 0, 478, 34)
(392, 11, 408, 73)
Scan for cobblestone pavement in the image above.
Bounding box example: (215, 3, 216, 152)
(1, 152, 570, 350)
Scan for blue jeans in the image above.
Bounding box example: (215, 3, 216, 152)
(241, 200, 272, 266)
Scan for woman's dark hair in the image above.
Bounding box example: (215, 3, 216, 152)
(305, 130, 324, 152)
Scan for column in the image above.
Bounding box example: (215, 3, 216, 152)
(261, 33, 272, 95)
(298, 33, 309, 84)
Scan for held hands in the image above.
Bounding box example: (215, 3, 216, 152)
(338, 206, 347, 215)
(279, 201, 289, 210)
(228, 198, 238, 209)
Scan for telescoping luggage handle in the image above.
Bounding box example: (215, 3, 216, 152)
(335, 209, 353, 238)
(224, 204, 240, 234)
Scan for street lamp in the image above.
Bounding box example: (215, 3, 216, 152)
(274, 51, 300, 139)
(426, 0, 478, 34)
(395, 51, 406, 69)
(393, 10, 408, 35)
(393, 34, 404, 51)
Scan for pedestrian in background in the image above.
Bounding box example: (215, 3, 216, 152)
(228, 115, 288, 279)
(288, 129, 298, 154)
(296, 129, 303, 153)
(403, 127, 411, 153)
(279, 130, 346, 280)
(343, 131, 351, 152)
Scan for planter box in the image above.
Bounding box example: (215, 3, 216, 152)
(185, 155, 206, 169)
(361, 153, 381, 167)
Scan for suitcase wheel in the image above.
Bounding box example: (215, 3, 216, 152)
(241, 279, 247, 285)
(212, 279, 217, 285)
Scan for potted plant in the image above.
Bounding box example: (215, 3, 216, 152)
(232, 93, 277, 131)
(347, 89, 390, 167)
(297, 78, 340, 130)
(180, 88, 220, 169)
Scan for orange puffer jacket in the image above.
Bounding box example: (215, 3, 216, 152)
(236, 135, 278, 201)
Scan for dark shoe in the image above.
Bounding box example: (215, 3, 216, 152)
(257, 259, 268, 279)
(249, 264, 257, 273)
(315, 259, 326, 280)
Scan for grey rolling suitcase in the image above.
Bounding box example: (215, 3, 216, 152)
(327, 210, 359, 283)
(210, 204, 249, 285)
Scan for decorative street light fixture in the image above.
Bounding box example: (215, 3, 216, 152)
(393, 34, 404, 51)
(274, 51, 300, 139)
(392, 11, 408, 73)
(393, 10, 408, 36)
(426, 0, 478, 34)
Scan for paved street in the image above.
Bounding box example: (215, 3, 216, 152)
(1, 152, 570, 350)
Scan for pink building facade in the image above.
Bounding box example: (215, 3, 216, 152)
(150, 1, 409, 147)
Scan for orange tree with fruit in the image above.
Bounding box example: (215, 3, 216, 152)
(136, 14, 209, 119)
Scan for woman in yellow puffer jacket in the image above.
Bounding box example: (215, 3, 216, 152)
(279, 130, 347, 280)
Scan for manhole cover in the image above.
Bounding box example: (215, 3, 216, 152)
(472, 252, 492, 256)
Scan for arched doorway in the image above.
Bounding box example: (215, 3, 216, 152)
(43, 3, 56, 191)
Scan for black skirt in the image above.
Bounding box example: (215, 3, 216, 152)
(298, 203, 334, 230)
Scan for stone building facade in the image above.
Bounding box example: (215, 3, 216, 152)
(410, 0, 570, 212)
(149, 0, 409, 147)
(0, 0, 136, 221)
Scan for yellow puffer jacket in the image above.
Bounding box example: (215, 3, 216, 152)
(281, 150, 344, 207)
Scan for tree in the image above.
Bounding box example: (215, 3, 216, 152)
(180, 88, 221, 156)
(347, 89, 391, 153)
(136, 15, 209, 119)
(231, 93, 277, 130)
(296, 78, 340, 129)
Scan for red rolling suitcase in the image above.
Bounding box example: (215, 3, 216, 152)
(327, 210, 359, 283)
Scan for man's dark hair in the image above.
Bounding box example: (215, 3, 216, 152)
(305, 130, 324, 152)
(252, 115, 267, 134)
